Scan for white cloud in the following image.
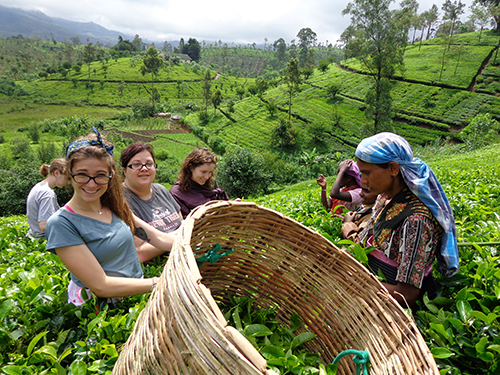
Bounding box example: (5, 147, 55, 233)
(1, 0, 476, 45)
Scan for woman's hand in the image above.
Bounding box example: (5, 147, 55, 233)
(317, 174, 327, 189)
(343, 211, 356, 223)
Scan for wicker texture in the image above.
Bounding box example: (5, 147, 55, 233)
(113, 201, 439, 375)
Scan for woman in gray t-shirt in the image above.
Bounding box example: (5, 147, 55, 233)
(46, 128, 175, 306)
(120, 142, 182, 234)
(26, 158, 68, 238)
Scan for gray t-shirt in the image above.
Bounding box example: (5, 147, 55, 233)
(26, 181, 59, 238)
(46, 208, 143, 288)
(124, 183, 182, 233)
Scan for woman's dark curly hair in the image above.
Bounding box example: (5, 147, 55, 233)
(177, 147, 217, 191)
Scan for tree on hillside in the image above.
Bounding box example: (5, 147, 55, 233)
(282, 58, 302, 122)
(273, 38, 287, 68)
(132, 34, 145, 51)
(212, 89, 222, 114)
(424, 4, 440, 40)
(419, 5, 439, 50)
(297, 28, 317, 68)
(475, 0, 500, 31)
(83, 42, 96, 79)
(288, 39, 298, 60)
(442, 0, 466, 46)
(140, 46, 163, 108)
(271, 117, 298, 151)
(469, 3, 493, 42)
(318, 59, 330, 73)
(202, 70, 212, 113)
(395, 0, 419, 44)
(182, 38, 201, 62)
(341, 0, 406, 134)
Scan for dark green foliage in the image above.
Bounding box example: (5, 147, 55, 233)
(0, 79, 28, 96)
(209, 136, 227, 155)
(36, 141, 60, 164)
(131, 99, 155, 118)
(271, 117, 298, 151)
(27, 123, 40, 144)
(0, 160, 40, 215)
(318, 59, 330, 73)
(218, 147, 271, 198)
(9, 137, 32, 160)
(197, 110, 210, 125)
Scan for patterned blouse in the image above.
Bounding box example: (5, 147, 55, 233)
(371, 188, 443, 289)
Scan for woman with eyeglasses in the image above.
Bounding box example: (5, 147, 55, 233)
(120, 143, 182, 258)
(45, 128, 175, 306)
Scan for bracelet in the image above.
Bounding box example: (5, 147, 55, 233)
(150, 276, 158, 292)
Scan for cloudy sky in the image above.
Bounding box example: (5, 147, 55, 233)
(2, 0, 476, 46)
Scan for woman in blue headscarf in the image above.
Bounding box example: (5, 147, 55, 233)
(355, 132, 459, 307)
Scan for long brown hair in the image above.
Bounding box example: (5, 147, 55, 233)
(177, 147, 217, 191)
(67, 133, 135, 232)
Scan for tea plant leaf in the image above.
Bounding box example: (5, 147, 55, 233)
(0, 299, 15, 320)
(69, 360, 87, 375)
(260, 345, 286, 359)
(27, 330, 48, 356)
(34, 345, 58, 360)
(291, 332, 317, 349)
(429, 323, 449, 340)
(431, 347, 455, 359)
(488, 345, 500, 354)
(289, 314, 302, 332)
(457, 300, 472, 322)
(1, 365, 23, 375)
(244, 324, 273, 337)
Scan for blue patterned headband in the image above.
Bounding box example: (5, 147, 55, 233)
(66, 126, 114, 158)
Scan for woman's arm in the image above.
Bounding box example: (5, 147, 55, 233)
(330, 160, 354, 201)
(317, 174, 332, 210)
(133, 214, 176, 261)
(55, 244, 156, 298)
(38, 221, 47, 232)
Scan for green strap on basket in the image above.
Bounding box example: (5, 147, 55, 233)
(332, 349, 370, 375)
(196, 244, 234, 268)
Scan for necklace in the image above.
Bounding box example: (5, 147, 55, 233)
(74, 203, 103, 215)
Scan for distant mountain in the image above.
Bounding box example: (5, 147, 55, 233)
(0, 4, 135, 45)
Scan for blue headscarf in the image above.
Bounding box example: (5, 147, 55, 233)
(66, 126, 114, 158)
(355, 132, 459, 277)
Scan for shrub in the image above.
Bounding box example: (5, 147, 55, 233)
(460, 112, 500, 150)
(198, 111, 210, 125)
(0, 161, 40, 216)
(37, 141, 60, 164)
(131, 99, 155, 118)
(9, 137, 33, 161)
(218, 147, 271, 198)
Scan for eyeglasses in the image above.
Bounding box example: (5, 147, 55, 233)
(127, 162, 157, 170)
(71, 173, 112, 185)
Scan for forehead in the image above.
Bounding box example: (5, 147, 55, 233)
(72, 157, 110, 172)
(356, 158, 381, 172)
(194, 163, 215, 171)
(131, 150, 153, 160)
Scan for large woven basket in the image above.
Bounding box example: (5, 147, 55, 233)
(113, 201, 439, 375)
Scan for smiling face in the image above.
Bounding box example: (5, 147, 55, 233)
(190, 163, 215, 186)
(123, 150, 156, 191)
(70, 158, 110, 205)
